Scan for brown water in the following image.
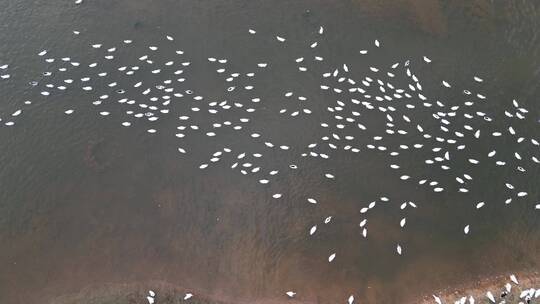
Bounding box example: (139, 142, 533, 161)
(0, 0, 539, 303)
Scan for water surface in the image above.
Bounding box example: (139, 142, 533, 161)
(0, 1, 539, 303)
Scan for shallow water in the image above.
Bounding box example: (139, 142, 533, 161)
(0, 0, 539, 303)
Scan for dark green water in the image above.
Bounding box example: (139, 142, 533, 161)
(0, 1, 539, 303)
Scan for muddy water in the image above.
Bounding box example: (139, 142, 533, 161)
(0, 0, 539, 303)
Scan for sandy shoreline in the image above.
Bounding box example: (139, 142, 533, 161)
(43, 271, 540, 304)
(417, 271, 540, 304)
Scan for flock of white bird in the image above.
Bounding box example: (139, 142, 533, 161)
(0, 18, 539, 304)
(432, 274, 540, 304)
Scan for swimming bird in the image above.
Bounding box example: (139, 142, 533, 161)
(286, 291, 296, 298)
(328, 253, 336, 262)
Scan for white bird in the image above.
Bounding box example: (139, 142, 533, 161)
(486, 291, 495, 303)
(146, 296, 154, 304)
(433, 295, 442, 304)
(400, 218, 406, 228)
(184, 293, 193, 300)
(464, 225, 470, 235)
(348, 295, 354, 304)
(310, 225, 317, 235)
(510, 274, 519, 284)
(328, 253, 336, 262)
(396, 244, 402, 255)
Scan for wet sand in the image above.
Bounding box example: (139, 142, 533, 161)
(39, 272, 540, 304)
(419, 271, 540, 304)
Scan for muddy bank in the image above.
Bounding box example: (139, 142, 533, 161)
(44, 271, 540, 304)
(418, 271, 540, 304)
